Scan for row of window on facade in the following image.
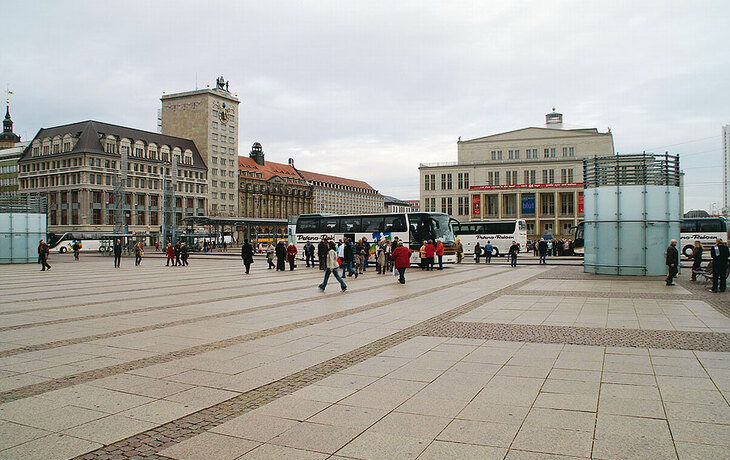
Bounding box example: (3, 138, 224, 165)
(24, 156, 207, 181)
(312, 181, 378, 194)
(210, 144, 236, 155)
(423, 192, 577, 217)
(210, 203, 236, 213)
(424, 168, 575, 190)
(211, 120, 234, 130)
(0, 164, 19, 174)
(489, 147, 575, 161)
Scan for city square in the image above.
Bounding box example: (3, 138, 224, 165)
(0, 254, 728, 459)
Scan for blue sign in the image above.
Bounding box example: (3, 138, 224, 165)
(521, 194, 535, 215)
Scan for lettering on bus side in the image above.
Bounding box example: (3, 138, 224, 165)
(680, 234, 723, 241)
(476, 234, 512, 240)
(296, 234, 335, 242)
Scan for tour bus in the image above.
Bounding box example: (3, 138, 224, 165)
(572, 222, 585, 256)
(294, 212, 458, 265)
(680, 217, 728, 258)
(47, 232, 106, 253)
(453, 220, 527, 257)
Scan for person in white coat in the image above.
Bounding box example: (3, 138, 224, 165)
(318, 241, 347, 292)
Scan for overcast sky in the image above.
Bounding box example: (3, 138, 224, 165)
(4, 1, 728, 211)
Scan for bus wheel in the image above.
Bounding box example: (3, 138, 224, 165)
(59, 247, 67, 253)
(682, 245, 694, 259)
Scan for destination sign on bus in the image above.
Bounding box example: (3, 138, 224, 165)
(470, 182, 584, 191)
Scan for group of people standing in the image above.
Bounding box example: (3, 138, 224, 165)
(673, 238, 729, 292)
(165, 242, 189, 267)
(473, 240, 520, 266)
(418, 240, 445, 270)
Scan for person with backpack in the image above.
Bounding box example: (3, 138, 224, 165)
(72, 241, 81, 260)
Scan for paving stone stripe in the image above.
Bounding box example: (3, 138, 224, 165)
(425, 321, 730, 351)
(0, 267, 517, 403)
(75, 268, 547, 459)
(0, 272, 289, 310)
(0, 272, 329, 332)
(0, 267, 494, 359)
(0, 270, 324, 317)
(515, 289, 693, 300)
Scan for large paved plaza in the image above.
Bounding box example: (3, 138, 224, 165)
(0, 254, 728, 459)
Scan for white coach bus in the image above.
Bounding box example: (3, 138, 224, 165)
(294, 212, 458, 265)
(453, 219, 527, 257)
(680, 217, 728, 259)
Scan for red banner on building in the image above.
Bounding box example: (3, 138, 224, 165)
(472, 195, 481, 216)
(469, 182, 584, 191)
(578, 192, 584, 214)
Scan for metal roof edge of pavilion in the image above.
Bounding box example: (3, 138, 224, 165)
(181, 216, 288, 226)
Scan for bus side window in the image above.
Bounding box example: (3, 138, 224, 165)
(340, 217, 362, 233)
(680, 220, 694, 233)
(319, 218, 339, 233)
(298, 218, 318, 232)
(362, 217, 384, 233)
(385, 215, 406, 232)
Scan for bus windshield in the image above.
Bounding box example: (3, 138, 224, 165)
(409, 213, 454, 244)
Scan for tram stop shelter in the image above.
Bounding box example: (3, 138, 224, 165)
(180, 216, 290, 246)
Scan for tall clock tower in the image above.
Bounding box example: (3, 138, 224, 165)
(161, 76, 240, 217)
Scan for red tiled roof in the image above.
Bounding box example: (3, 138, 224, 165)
(237, 156, 304, 182)
(297, 169, 376, 191)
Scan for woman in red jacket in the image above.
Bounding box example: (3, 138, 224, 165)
(165, 243, 175, 267)
(424, 240, 436, 271)
(391, 241, 411, 284)
(435, 239, 445, 270)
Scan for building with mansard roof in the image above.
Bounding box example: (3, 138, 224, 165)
(237, 142, 313, 221)
(17, 120, 207, 235)
(297, 168, 383, 214)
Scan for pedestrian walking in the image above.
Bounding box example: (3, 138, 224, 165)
(317, 238, 328, 270)
(354, 240, 365, 274)
(286, 242, 298, 271)
(241, 238, 254, 274)
(538, 239, 548, 264)
(665, 239, 679, 286)
(376, 241, 387, 274)
(319, 241, 347, 292)
(275, 240, 287, 271)
(266, 243, 275, 269)
(362, 238, 371, 272)
(165, 243, 174, 266)
(134, 242, 143, 266)
(508, 240, 519, 267)
(38, 240, 51, 271)
(474, 242, 482, 263)
(180, 243, 189, 266)
(392, 241, 411, 284)
(72, 241, 81, 260)
(710, 238, 729, 292)
(436, 239, 444, 270)
(691, 240, 703, 281)
(113, 238, 122, 268)
(174, 242, 181, 266)
(484, 240, 493, 264)
(455, 238, 463, 264)
(304, 241, 315, 267)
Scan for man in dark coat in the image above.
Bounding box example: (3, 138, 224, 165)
(342, 238, 358, 278)
(304, 242, 315, 267)
(174, 242, 181, 266)
(275, 240, 287, 271)
(180, 243, 189, 266)
(241, 238, 254, 274)
(113, 238, 122, 268)
(538, 239, 548, 264)
(39, 240, 51, 271)
(710, 238, 729, 292)
(508, 241, 520, 267)
(665, 239, 679, 286)
(317, 238, 328, 270)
